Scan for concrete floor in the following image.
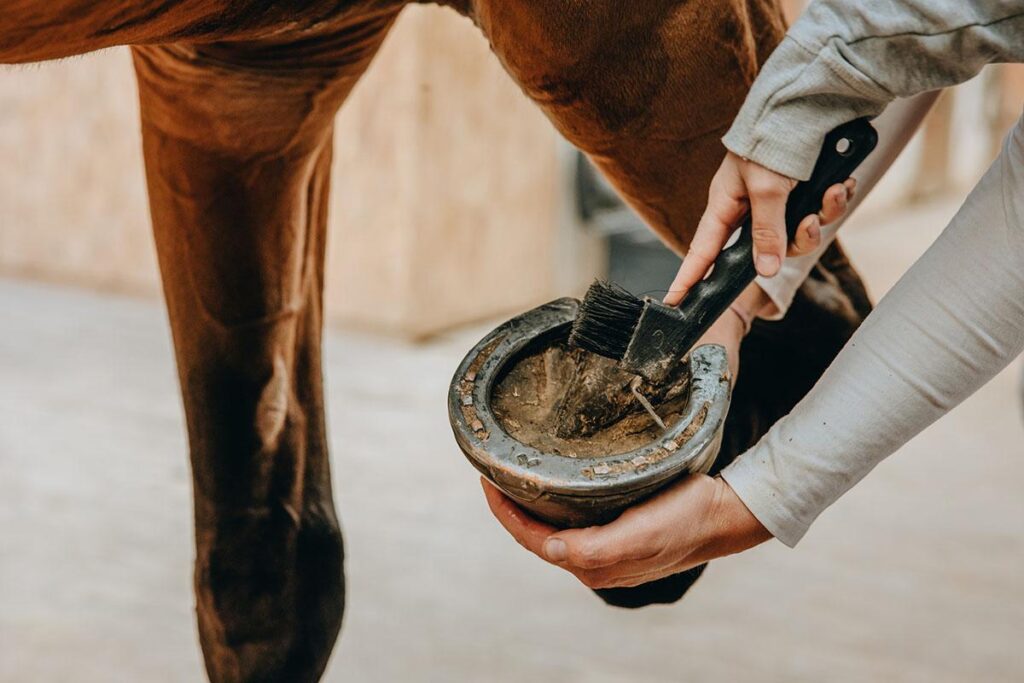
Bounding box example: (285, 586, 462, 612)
(2, 197, 1023, 682)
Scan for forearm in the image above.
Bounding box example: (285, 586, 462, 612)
(755, 92, 939, 318)
(723, 125, 1024, 546)
(725, 0, 1024, 180)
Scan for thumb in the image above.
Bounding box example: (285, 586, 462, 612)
(542, 515, 652, 569)
(745, 169, 797, 278)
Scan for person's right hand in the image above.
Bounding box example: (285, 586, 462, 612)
(664, 152, 855, 306)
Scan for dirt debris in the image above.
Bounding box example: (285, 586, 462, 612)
(491, 340, 691, 458)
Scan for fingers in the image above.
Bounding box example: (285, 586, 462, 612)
(746, 172, 792, 278)
(667, 162, 855, 303)
(541, 516, 676, 590)
(818, 179, 856, 226)
(482, 474, 760, 591)
(664, 157, 748, 306)
(571, 562, 672, 590)
(788, 213, 821, 256)
(665, 212, 735, 306)
(787, 178, 858, 256)
(482, 477, 656, 570)
(543, 516, 659, 570)
(481, 479, 675, 588)
(540, 476, 719, 588)
(481, 479, 556, 558)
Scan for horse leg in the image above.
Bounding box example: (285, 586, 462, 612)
(131, 12, 398, 681)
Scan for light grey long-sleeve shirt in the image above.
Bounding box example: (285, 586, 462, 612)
(717, 0, 1024, 546)
(724, 1, 1024, 182)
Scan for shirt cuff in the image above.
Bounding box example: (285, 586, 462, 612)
(722, 36, 886, 181)
(754, 232, 838, 320)
(755, 267, 806, 321)
(720, 450, 812, 548)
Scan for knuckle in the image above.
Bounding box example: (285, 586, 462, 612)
(688, 246, 717, 263)
(751, 226, 782, 247)
(797, 217, 816, 233)
(749, 178, 786, 198)
(709, 165, 734, 189)
(573, 542, 611, 569)
(707, 182, 730, 203)
(729, 195, 750, 212)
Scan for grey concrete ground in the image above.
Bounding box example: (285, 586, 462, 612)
(2, 197, 1023, 682)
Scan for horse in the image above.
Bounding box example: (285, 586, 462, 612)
(2, 1, 877, 680)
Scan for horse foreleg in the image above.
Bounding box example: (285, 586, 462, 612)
(131, 14, 397, 681)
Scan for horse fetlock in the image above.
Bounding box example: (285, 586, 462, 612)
(196, 502, 344, 683)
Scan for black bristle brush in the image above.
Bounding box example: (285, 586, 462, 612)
(569, 118, 878, 384)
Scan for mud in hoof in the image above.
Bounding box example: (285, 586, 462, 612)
(490, 340, 692, 458)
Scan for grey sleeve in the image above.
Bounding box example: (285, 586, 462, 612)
(722, 121, 1024, 546)
(723, 0, 1024, 180)
(754, 92, 938, 319)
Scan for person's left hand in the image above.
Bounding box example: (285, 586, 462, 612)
(481, 472, 771, 589)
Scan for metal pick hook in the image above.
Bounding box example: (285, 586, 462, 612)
(629, 376, 667, 431)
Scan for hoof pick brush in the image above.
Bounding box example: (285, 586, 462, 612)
(569, 118, 878, 384)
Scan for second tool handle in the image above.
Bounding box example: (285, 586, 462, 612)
(672, 117, 878, 344)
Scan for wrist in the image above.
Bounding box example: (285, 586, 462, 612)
(732, 284, 778, 333)
(705, 476, 773, 557)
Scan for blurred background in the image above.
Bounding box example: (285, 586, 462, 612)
(2, 1, 1023, 681)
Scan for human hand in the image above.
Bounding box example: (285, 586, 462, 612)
(664, 152, 855, 306)
(479, 282, 775, 591)
(482, 474, 770, 589)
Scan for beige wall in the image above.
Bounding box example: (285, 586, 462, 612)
(327, 8, 600, 338)
(0, 7, 602, 338)
(0, 49, 156, 295)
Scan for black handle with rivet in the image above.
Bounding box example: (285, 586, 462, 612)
(669, 117, 878, 349)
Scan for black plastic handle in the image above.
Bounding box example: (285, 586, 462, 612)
(673, 118, 878, 342)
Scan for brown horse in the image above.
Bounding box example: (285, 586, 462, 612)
(3, 1, 881, 680)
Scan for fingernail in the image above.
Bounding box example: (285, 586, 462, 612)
(756, 254, 780, 276)
(663, 290, 684, 305)
(808, 219, 821, 241)
(543, 538, 568, 562)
